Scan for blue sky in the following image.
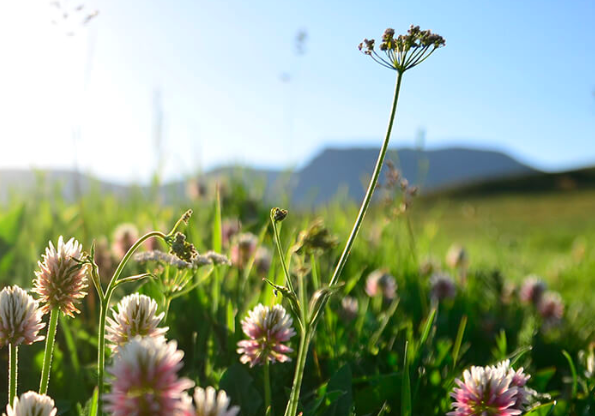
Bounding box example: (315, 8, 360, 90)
(1, 0, 594, 183)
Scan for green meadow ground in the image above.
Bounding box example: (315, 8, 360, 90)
(0, 179, 594, 415)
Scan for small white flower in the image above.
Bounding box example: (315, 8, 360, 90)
(106, 293, 168, 351)
(4, 391, 57, 416)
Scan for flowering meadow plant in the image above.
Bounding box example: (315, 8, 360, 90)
(1, 22, 588, 416)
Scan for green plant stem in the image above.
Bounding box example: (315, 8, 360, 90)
(40, 308, 59, 395)
(271, 221, 295, 293)
(9, 344, 17, 405)
(329, 71, 404, 287)
(96, 231, 166, 416)
(284, 330, 311, 416)
(264, 360, 272, 413)
(163, 296, 172, 323)
(284, 71, 405, 416)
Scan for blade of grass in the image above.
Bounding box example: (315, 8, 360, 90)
(452, 315, 467, 369)
(401, 341, 412, 416)
(562, 350, 578, 397)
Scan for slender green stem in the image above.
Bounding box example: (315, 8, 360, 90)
(284, 71, 405, 416)
(96, 231, 167, 416)
(264, 360, 272, 414)
(283, 330, 311, 416)
(9, 344, 17, 405)
(271, 221, 295, 293)
(39, 308, 59, 395)
(163, 297, 172, 323)
(329, 72, 404, 288)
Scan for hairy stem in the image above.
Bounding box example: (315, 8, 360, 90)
(39, 308, 59, 395)
(9, 344, 17, 405)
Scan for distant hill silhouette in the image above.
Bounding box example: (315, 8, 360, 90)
(282, 147, 538, 206)
(0, 147, 549, 206)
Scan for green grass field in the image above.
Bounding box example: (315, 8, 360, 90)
(0, 177, 594, 415)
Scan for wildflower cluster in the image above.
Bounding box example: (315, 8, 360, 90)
(359, 25, 445, 72)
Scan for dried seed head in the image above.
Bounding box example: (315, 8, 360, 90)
(359, 25, 445, 72)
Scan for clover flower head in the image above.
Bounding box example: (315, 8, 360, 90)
(365, 269, 397, 300)
(112, 223, 140, 259)
(446, 244, 469, 269)
(254, 247, 272, 275)
(419, 256, 440, 276)
(0, 286, 45, 348)
(449, 360, 532, 416)
(4, 391, 57, 416)
(33, 236, 89, 317)
(430, 273, 456, 301)
(237, 304, 296, 367)
(538, 291, 564, 326)
(230, 233, 258, 269)
(106, 293, 168, 351)
(180, 387, 239, 416)
(519, 275, 547, 305)
(221, 219, 241, 248)
(359, 25, 445, 72)
(104, 337, 194, 416)
(339, 296, 359, 322)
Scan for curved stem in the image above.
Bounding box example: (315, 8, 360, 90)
(264, 360, 272, 413)
(96, 231, 167, 416)
(283, 330, 310, 416)
(329, 71, 404, 288)
(39, 309, 59, 395)
(9, 344, 17, 405)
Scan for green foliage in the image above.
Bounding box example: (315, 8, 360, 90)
(1, 178, 595, 415)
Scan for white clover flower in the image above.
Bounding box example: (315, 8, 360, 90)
(237, 304, 296, 367)
(0, 286, 45, 347)
(33, 236, 89, 317)
(106, 293, 168, 351)
(104, 337, 194, 416)
(449, 360, 532, 416)
(4, 391, 57, 416)
(181, 387, 240, 416)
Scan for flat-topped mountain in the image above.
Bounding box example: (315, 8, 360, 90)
(0, 147, 545, 206)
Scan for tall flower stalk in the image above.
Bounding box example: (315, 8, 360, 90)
(92, 210, 197, 416)
(278, 25, 445, 416)
(33, 237, 89, 395)
(0, 286, 45, 405)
